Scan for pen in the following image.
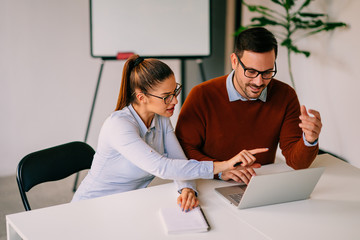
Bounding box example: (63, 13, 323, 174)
(198, 206, 211, 230)
(234, 155, 256, 167)
(233, 161, 243, 167)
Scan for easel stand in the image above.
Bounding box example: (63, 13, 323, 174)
(73, 56, 206, 191)
(196, 59, 206, 82)
(72, 59, 105, 191)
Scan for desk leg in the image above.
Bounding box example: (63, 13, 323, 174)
(6, 221, 22, 240)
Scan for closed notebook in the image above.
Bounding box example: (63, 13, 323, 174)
(159, 206, 210, 234)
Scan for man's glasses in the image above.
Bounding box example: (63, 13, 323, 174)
(236, 55, 277, 80)
(145, 83, 182, 105)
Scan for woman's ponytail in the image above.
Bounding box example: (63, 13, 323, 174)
(115, 54, 140, 110)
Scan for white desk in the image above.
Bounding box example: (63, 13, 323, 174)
(7, 154, 360, 240)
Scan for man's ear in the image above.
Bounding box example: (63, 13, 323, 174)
(230, 53, 238, 70)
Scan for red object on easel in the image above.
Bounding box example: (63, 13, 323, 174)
(116, 52, 135, 60)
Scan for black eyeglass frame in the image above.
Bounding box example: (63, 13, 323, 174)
(236, 54, 277, 80)
(145, 83, 182, 105)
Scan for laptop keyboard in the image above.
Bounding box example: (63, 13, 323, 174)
(229, 193, 244, 204)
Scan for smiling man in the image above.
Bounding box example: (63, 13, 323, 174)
(175, 27, 322, 184)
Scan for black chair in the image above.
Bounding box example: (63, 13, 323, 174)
(16, 141, 95, 211)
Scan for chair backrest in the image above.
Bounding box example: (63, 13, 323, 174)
(16, 141, 95, 211)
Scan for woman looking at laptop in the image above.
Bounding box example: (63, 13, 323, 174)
(72, 55, 267, 211)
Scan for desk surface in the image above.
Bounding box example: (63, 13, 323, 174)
(7, 154, 360, 240)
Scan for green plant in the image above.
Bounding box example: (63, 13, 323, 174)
(235, 0, 347, 89)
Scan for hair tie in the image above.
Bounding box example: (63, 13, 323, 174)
(133, 56, 144, 67)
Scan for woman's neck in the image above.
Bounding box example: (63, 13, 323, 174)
(132, 103, 155, 128)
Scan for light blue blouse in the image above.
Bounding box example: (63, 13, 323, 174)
(72, 105, 213, 201)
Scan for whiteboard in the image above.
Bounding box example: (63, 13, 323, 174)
(90, 0, 211, 58)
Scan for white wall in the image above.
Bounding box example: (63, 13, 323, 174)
(242, 0, 360, 168)
(0, 0, 181, 177)
(1, 0, 359, 177)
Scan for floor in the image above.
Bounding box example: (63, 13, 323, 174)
(0, 171, 171, 240)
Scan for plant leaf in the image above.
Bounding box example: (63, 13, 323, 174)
(304, 22, 347, 36)
(270, 0, 282, 6)
(250, 16, 283, 27)
(298, 12, 326, 18)
(297, 0, 312, 12)
(291, 17, 328, 29)
(300, 0, 312, 8)
(281, 38, 311, 57)
(291, 17, 311, 29)
(323, 22, 348, 30)
(244, 2, 286, 20)
(285, 0, 295, 10)
(291, 17, 310, 24)
(307, 19, 326, 28)
(247, 4, 266, 13)
(246, 4, 273, 15)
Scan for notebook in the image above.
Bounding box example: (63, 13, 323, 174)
(159, 206, 210, 234)
(215, 166, 325, 209)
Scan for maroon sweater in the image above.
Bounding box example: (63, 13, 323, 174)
(175, 75, 318, 170)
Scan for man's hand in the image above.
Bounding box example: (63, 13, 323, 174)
(299, 105, 322, 144)
(221, 163, 261, 184)
(177, 188, 199, 212)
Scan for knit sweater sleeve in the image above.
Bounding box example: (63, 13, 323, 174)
(176, 84, 217, 162)
(278, 86, 319, 169)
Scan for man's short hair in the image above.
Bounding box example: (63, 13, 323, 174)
(234, 27, 278, 58)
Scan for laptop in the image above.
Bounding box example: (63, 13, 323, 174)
(215, 167, 325, 209)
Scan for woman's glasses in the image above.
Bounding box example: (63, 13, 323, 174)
(145, 83, 182, 105)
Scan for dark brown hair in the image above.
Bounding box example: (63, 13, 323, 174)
(235, 27, 278, 58)
(115, 55, 174, 110)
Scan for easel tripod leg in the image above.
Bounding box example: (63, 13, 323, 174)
(73, 60, 105, 192)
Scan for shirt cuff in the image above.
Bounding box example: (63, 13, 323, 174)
(303, 133, 318, 147)
(178, 188, 198, 197)
(175, 180, 198, 196)
(218, 172, 223, 180)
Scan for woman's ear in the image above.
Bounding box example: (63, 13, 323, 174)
(135, 92, 147, 104)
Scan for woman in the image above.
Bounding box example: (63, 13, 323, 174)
(72, 55, 267, 211)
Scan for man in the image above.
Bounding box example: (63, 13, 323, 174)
(175, 27, 322, 184)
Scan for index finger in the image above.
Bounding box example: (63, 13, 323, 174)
(308, 109, 321, 121)
(248, 148, 269, 155)
(301, 105, 309, 117)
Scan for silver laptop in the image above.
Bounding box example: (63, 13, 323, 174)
(215, 167, 325, 209)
